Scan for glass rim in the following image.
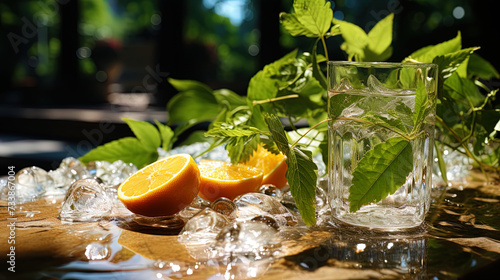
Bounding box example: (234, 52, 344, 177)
(327, 61, 437, 69)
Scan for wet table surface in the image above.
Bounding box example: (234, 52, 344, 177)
(1, 171, 500, 280)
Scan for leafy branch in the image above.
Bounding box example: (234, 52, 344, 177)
(79, 0, 500, 226)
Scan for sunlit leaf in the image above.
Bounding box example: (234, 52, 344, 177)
(349, 137, 413, 212)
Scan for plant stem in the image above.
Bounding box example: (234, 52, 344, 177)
(436, 116, 490, 181)
(321, 36, 329, 62)
(252, 94, 299, 105)
(292, 118, 331, 147)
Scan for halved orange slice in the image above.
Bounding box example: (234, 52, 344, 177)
(243, 145, 288, 189)
(198, 160, 263, 202)
(117, 154, 200, 216)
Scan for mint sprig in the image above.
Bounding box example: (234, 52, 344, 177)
(264, 113, 318, 226)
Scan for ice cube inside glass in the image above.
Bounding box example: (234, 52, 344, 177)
(327, 62, 438, 231)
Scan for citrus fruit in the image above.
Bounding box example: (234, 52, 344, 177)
(243, 145, 288, 189)
(117, 154, 200, 217)
(198, 160, 264, 202)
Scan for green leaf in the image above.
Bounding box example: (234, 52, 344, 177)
(167, 89, 220, 124)
(280, 13, 317, 38)
(334, 13, 393, 61)
(264, 113, 290, 155)
(168, 78, 213, 94)
(154, 120, 175, 151)
(349, 137, 413, 212)
(412, 81, 429, 128)
(433, 47, 480, 78)
(226, 134, 260, 164)
(444, 72, 484, 108)
(467, 53, 500, 80)
(213, 89, 247, 109)
(406, 31, 462, 63)
(247, 50, 298, 111)
(333, 18, 368, 60)
(291, 0, 333, 37)
(123, 118, 161, 151)
(286, 147, 318, 226)
(328, 93, 364, 120)
(367, 13, 393, 59)
(79, 137, 158, 169)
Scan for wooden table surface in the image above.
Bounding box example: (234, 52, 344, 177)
(1, 171, 499, 280)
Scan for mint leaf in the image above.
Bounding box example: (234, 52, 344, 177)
(79, 137, 158, 169)
(333, 18, 368, 61)
(263, 113, 290, 155)
(226, 134, 260, 164)
(123, 118, 161, 152)
(293, 0, 332, 37)
(280, 12, 317, 38)
(167, 89, 220, 124)
(349, 137, 413, 212)
(367, 13, 393, 58)
(406, 32, 462, 63)
(412, 82, 429, 128)
(264, 113, 317, 226)
(154, 120, 175, 151)
(334, 13, 393, 61)
(286, 146, 318, 226)
(247, 50, 298, 111)
(433, 47, 480, 79)
(467, 53, 500, 80)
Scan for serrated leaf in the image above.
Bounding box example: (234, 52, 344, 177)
(123, 118, 161, 151)
(264, 113, 290, 155)
(433, 47, 480, 79)
(349, 137, 413, 212)
(206, 122, 269, 138)
(286, 147, 318, 226)
(280, 12, 317, 37)
(154, 120, 175, 151)
(293, 0, 333, 37)
(406, 32, 462, 63)
(79, 137, 158, 169)
(227, 135, 260, 164)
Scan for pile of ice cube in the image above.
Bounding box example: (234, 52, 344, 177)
(0, 157, 137, 222)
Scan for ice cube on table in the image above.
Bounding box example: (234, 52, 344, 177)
(177, 208, 230, 245)
(234, 193, 297, 227)
(211, 197, 237, 217)
(59, 178, 112, 223)
(88, 160, 137, 186)
(214, 221, 280, 260)
(178, 196, 211, 220)
(258, 184, 283, 199)
(9, 166, 52, 204)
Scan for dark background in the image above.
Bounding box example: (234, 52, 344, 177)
(0, 0, 498, 172)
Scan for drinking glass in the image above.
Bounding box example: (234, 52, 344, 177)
(327, 61, 438, 230)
